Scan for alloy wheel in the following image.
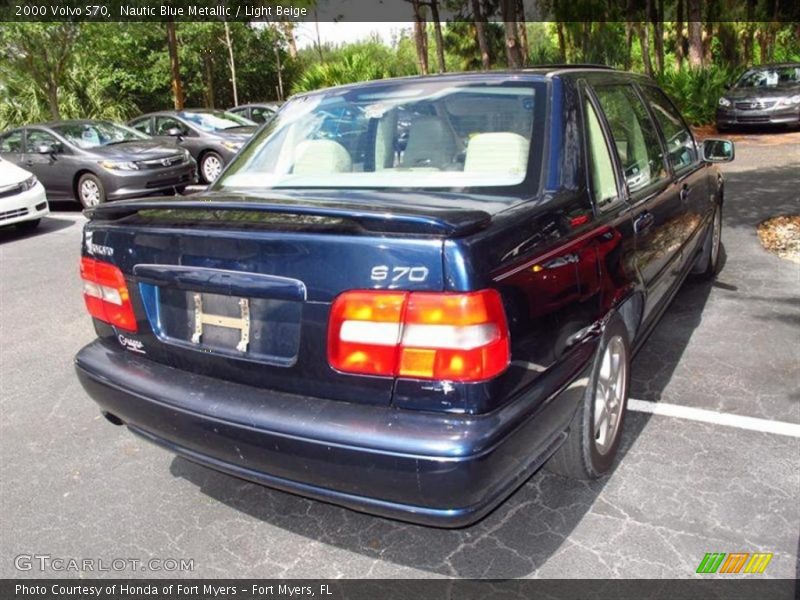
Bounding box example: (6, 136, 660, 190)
(593, 335, 627, 455)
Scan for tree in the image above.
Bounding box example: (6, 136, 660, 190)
(410, 0, 429, 74)
(0, 23, 79, 119)
(501, 0, 523, 68)
(675, 0, 685, 70)
(687, 0, 703, 68)
(426, 0, 447, 72)
(165, 20, 184, 109)
(223, 21, 238, 106)
(471, 0, 491, 69)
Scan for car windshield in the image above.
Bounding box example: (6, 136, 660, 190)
(53, 122, 148, 149)
(178, 111, 255, 132)
(735, 66, 800, 88)
(216, 79, 545, 191)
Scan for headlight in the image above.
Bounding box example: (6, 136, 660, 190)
(20, 175, 38, 191)
(777, 94, 800, 107)
(99, 160, 139, 171)
(222, 141, 243, 151)
(718, 97, 732, 108)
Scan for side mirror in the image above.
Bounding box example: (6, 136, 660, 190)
(166, 127, 184, 138)
(702, 138, 735, 163)
(35, 142, 56, 155)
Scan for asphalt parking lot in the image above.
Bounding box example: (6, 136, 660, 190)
(1, 138, 798, 580)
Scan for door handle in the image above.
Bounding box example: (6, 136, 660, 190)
(634, 211, 655, 235)
(680, 184, 690, 203)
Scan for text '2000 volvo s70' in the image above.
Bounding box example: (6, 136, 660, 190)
(74, 68, 734, 527)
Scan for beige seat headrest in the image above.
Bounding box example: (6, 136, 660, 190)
(464, 132, 529, 175)
(293, 139, 352, 175)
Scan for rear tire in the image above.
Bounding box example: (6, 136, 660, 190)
(695, 205, 722, 281)
(77, 173, 106, 209)
(546, 315, 631, 479)
(16, 219, 40, 232)
(199, 151, 223, 184)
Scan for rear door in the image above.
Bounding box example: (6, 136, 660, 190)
(589, 83, 687, 323)
(0, 129, 25, 167)
(638, 84, 711, 271)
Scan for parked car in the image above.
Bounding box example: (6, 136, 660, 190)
(716, 63, 800, 130)
(0, 157, 48, 231)
(129, 110, 257, 184)
(0, 121, 196, 209)
(228, 102, 283, 124)
(75, 68, 734, 527)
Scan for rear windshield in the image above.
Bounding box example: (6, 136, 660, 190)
(215, 79, 546, 191)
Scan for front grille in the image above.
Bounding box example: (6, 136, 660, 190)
(0, 183, 24, 200)
(735, 101, 775, 110)
(737, 115, 770, 123)
(145, 173, 192, 189)
(138, 155, 185, 169)
(0, 207, 29, 222)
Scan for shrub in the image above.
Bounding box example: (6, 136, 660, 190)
(655, 65, 740, 125)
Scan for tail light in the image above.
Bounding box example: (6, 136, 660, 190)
(80, 257, 137, 332)
(328, 289, 509, 382)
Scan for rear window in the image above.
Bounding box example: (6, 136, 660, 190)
(216, 80, 546, 191)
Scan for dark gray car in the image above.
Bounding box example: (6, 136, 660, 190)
(129, 110, 257, 184)
(716, 63, 800, 130)
(0, 120, 197, 208)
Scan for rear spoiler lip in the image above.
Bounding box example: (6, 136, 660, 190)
(85, 197, 493, 237)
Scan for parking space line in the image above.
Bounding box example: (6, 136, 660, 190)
(628, 399, 800, 438)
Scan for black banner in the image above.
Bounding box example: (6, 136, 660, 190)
(3, 579, 799, 600)
(0, 0, 799, 22)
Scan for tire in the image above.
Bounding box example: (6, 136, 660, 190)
(16, 218, 41, 232)
(545, 315, 631, 479)
(199, 151, 224, 184)
(695, 205, 722, 281)
(77, 173, 106, 209)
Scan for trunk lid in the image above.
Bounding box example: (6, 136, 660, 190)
(84, 192, 495, 405)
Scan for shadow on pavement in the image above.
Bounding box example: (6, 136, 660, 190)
(0, 215, 78, 244)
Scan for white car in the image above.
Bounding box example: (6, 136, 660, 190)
(0, 157, 49, 231)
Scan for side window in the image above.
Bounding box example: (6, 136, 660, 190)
(640, 85, 698, 173)
(251, 107, 275, 123)
(584, 97, 620, 211)
(25, 129, 59, 152)
(130, 119, 151, 135)
(155, 117, 186, 136)
(592, 85, 668, 195)
(0, 130, 24, 153)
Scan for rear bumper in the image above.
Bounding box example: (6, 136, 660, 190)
(75, 340, 589, 527)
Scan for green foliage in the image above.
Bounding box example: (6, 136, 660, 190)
(291, 42, 415, 94)
(655, 65, 740, 125)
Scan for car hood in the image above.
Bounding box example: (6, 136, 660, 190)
(726, 85, 800, 101)
(89, 140, 184, 160)
(0, 158, 33, 186)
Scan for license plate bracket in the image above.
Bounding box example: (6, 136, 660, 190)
(191, 292, 250, 353)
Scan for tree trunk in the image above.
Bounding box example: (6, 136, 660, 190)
(516, 0, 528, 66)
(274, 46, 284, 101)
(281, 23, 298, 59)
(557, 22, 567, 62)
(687, 0, 703, 69)
(675, 0, 684, 70)
(624, 0, 635, 70)
(743, 0, 755, 66)
(653, 0, 664, 74)
(471, 0, 491, 70)
(46, 81, 60, 120)
(223, 22, 238, 107)
(703, 21, 713, 65)
(202, 50, 215, 108)
(638, 22, 653, 77)
(429, 0, 446, 73)
(501, 0, 522, 68)
(411, 0, 429, 75)
(165, 20, 184, 110)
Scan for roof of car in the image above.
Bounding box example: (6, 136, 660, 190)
(29, 119, 118, 128)
(290, 66, 652, 98)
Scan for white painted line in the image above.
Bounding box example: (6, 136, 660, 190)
(627, 399, 800, 439)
